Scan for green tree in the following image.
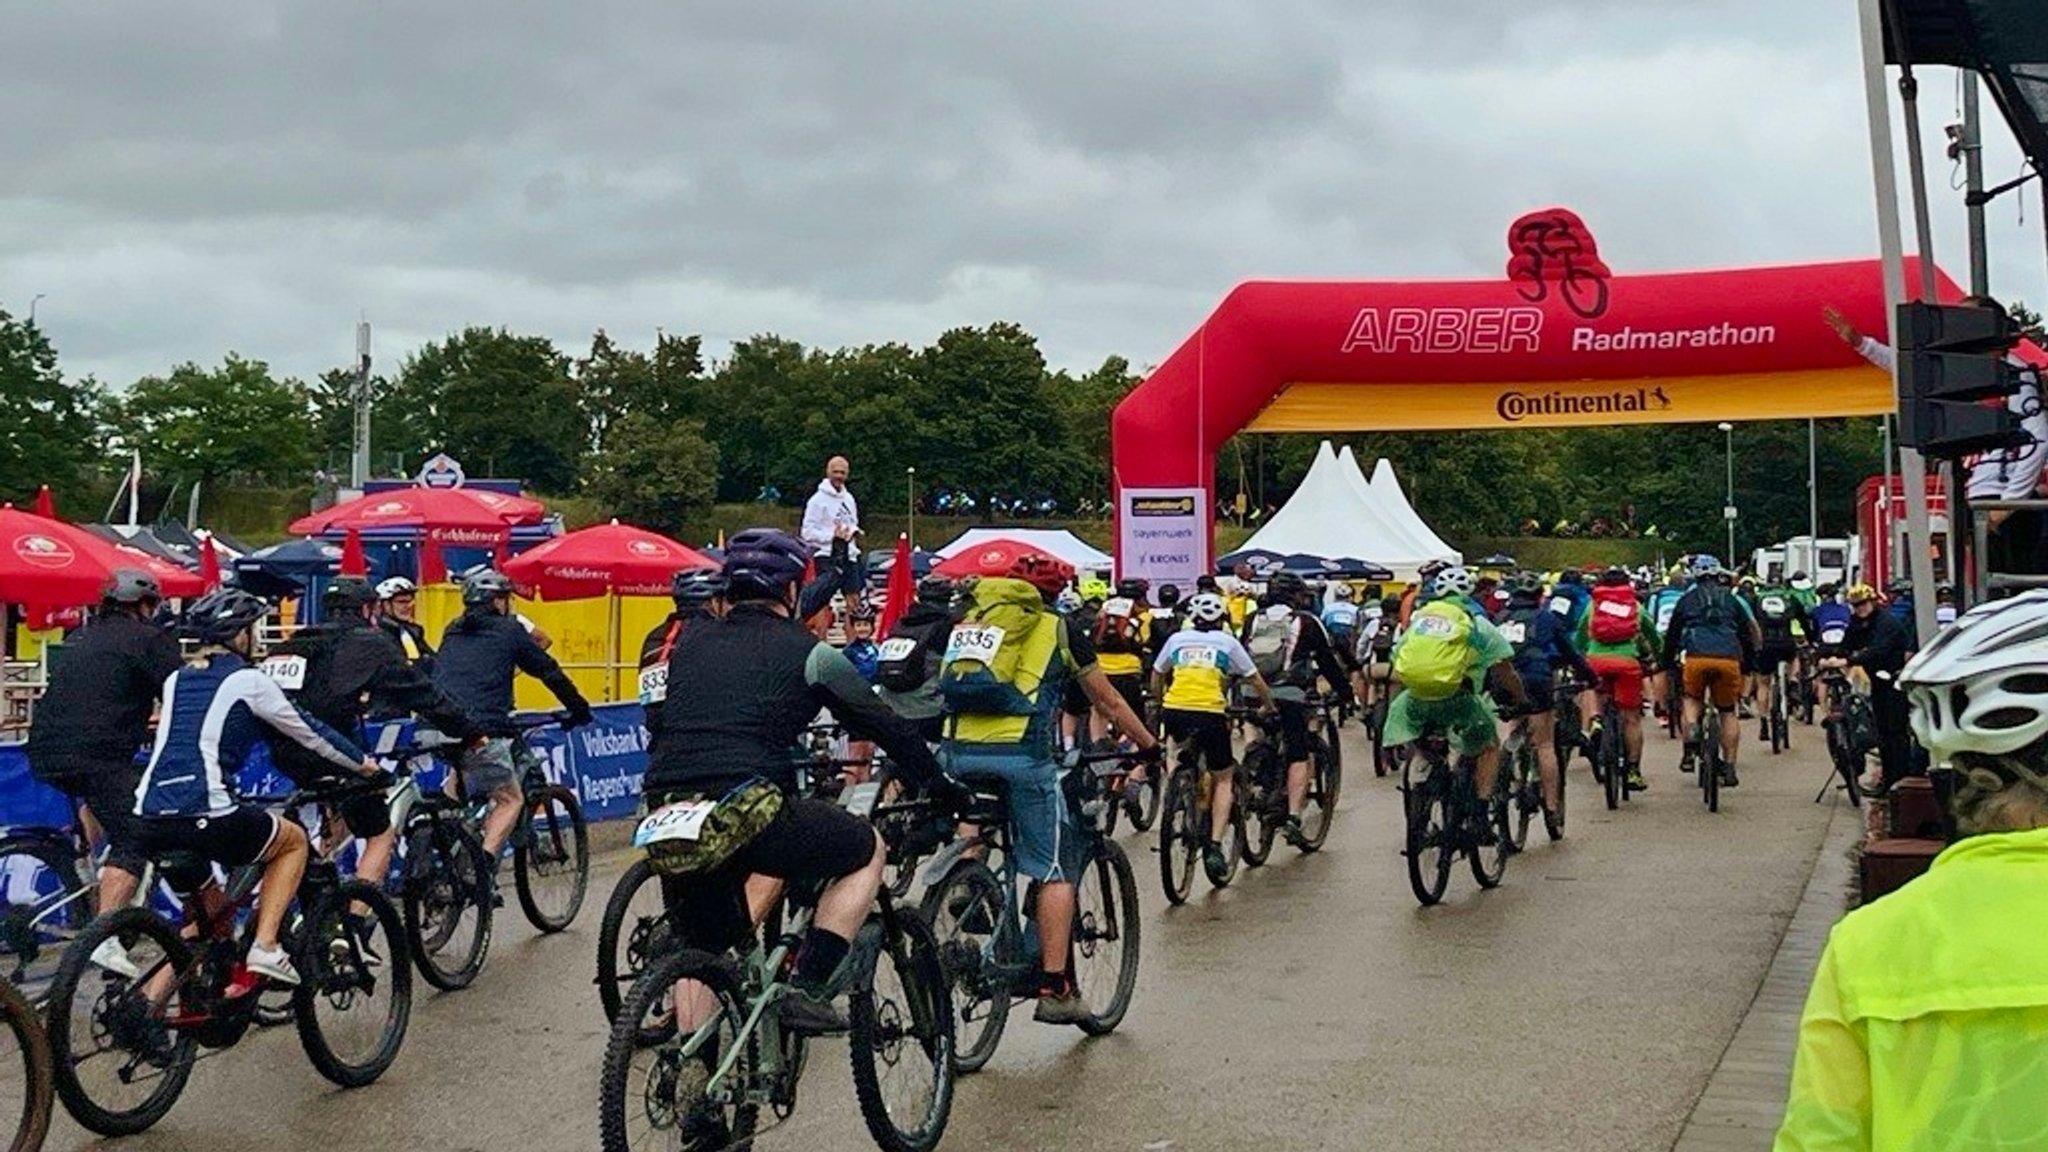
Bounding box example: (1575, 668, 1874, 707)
(0, 308, 107, 504)
(918, 323, 1064, 503)
(582, 412, 719, 533)
(391, 328, 584, 492)
(120, 354, 316, 489)
(701, 335, 808, 503)
(577, 329, 706, 452)
(308, 367, 428, 474)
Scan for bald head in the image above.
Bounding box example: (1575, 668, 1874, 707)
(825, 456, 850, 490)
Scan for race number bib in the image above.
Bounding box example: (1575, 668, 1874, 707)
(260, 655, 308, 690)
(1821, 625, 1847, 645)
(637, 663, 669, 705)
(1263, 604, 1293, 622)
(1761, 595, 1788, 616)
(633, 800, 717, 847)
(1549, 596, 1573, 617)
(1102, 597, 1135, 619)
(1596, 601, 1634, 620)
(878, 637, 918, 662)
(1656, 604, 1678, 633)
(1413, 613, 1457, 638)
(1497, 620, 1527, 645)
(841, 781, 881, 818)
(945, 625, 1006, 665)
(1174, 644, 1221, 670)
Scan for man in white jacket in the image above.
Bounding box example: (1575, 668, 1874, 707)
(801, 455, 864, 596)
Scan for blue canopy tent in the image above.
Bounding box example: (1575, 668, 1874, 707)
(232, 538, 344, 605)
(1215, 548, 1288, 576)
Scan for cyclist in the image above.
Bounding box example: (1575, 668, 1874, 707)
(1240, 572, 1353, 848)
(940, 549, 1160, 1024)
(1152, 591, 1277, 877)
(434, 568, 595, 893)
(638, 568, 726, 764)
(644, 529, 975, 1034)
(1578, 566, 1656, 792)
(1746, 575, 1811, 742)
(1499, 571, 1595, 837)
(1387, 568, 1528, 838)
(1091, 577, 1153, 739)
(134, 590, 384, 989)
(1645, 568, 1690, 724)
(1321, 583, 1361, 654)
(1057, 585, 1094, 750)
(1398, 559, 1451, 629)
(1549, 568, 1592, 633)
(1810, 584, 1854, 715)
(1147, 584, 1186, 665)
(842, 606, 883, 684)
(373, 576, 435, 673)
(1831, 583, 1916, 790)
(1776, 590, 2048, 1150)
(24, 569, 183, 971)
(266, 577, 482, 888)
(875, 576, 959, 742)
(1660, 558, 1759, 787)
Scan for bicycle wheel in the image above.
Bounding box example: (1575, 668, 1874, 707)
(598, 949, 757, 1152)
(1506, 743, 1535, 852)
(1157, 768, 1199, 907)
(515, 784, 590, 933)
(1297, 733, 1340, 852)
(1073, 841, 1140, 1036)
(1125, 770, 1162, 834)
(1602, 708, 1623, 811)
(850, 912, 955, 1152)
(1238, 746, 1278, 868)
(1468, 775, 1510, 889)
(1826, 723, 1865, 808)
(1370, 699, 1394, 778)
(0, 835, 87, 991)
(0, 975, 52, 1152)
(597, 859, 673, 1042)
(295, 881, 411, 1088)
(1402, 758, 1453, 907)
(403, 817, 493, 992)
(45, 908, 195, 1136)
(1208, 796, 1244, 889)
(918, 860, 1008, 1073)
(1702, 729, 1722, 814)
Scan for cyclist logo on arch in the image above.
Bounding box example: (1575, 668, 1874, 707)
(1506, 207, 1612, 320)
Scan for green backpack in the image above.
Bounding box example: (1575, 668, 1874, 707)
(1393, 598, 1476, 701)
(938, 577, 1063, 718)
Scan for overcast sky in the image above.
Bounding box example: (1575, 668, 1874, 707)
(4, 2, 2044, 388)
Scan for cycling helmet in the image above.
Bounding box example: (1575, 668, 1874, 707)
(1267, 571, 1309, 607)
(1511, 570, 1545, 597)
(916, 575, 954, 607)
(1431, 566, 1476, 600)
(1157, 584, 1181, 609)
(1185, 592, 1228, 625)
(1418, 559, 1450, 582)
(671, 567, 728, 607)
(1115, 577, 1148, 601)
(1690, 555, 1722, 578)
(1557, 569, 1584, 586)
(325, 577, 376, 614)
(1846, 582, 1879, 605)
(722, 529, 812, 600)
(375, 576, 417, 601)
(1007, 552, 1075, 598)
(1055, 587, 1083, 613)
(102, 568, 162, 606)
(847, 605, 877, 624)
(1080, 577, 1111, 602)
(1900, 590, 2048, 757)
(1332, 584, 1354, 601)
(1599, 565, 1630, 586)
(180, 588, 268, 646)
(1887, 577, 1915, 597)
(1194, 574, 1220, 593)
(1789, 571, 1813, 591)
(461, 568, 515, 606)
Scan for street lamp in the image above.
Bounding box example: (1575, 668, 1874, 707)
(1718, 422, 1737, 562)
(28, 294, 45, 324)
(906, 466, 917, 550)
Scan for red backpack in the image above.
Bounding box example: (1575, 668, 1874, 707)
(1589, 584, 1639, 644)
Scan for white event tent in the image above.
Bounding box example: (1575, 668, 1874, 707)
(1339, 447, 1462, 565)
(1238, 442, 1460, 577)
(933, 527, 1114, 574)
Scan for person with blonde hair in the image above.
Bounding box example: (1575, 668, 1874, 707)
(1775, 590, 2048, 1150)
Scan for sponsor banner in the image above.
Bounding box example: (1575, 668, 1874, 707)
(1119, 488, 1205, 589)
(565, 703, 649, 820)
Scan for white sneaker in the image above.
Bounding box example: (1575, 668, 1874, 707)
(245, 943, 300, 987)
(90, 937, 140, 980)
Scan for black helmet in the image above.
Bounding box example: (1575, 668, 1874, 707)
(1511, 570, 1545, 596)
(461, 568, 515, 606)
(1558, 569, 1584, 586)
(671, 567, 728, 607)
(1599, 565, 1630, 587)
(102, 568, 162, 606)
(723, 528, 811, 601)
(180, 589, 268, 646)
(1267, 572, 1308, 607)
(1115, 577, 1148, 601)
(1157, 584, 1181, 608)
(848, 605, 877, 623)
(1194, 574, 1220, 593)
(916, 575, 953, 607)
(1418, 559, 1449, 581)
(325, 577, 376, 614)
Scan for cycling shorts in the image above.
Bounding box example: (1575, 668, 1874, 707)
(461, 737, 536, 799)
(1588, 655, 1645, 712)
(942, 745, 1082, 883)
(1061, 677, 1091, 718)
(1384, 690, 1499, 756)
(1682, 656, 1745, 710)
(1756, 642, 1799, 672)
(132, 806, 282, 891)
(1274, 699, 1314, 763)
(1105, 673, 1146, 724)
(655, 796, 878, 957)
(47, 763, 147, 875)
(1162, 709, 1234, 774)
(1519, 676, 1556, 715)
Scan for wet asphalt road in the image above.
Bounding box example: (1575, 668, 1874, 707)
(45, 718, 1846, 1152)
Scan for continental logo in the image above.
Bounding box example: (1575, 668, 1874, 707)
(1496, 386, 1671, 422)
(1130, 496, 1196, 516)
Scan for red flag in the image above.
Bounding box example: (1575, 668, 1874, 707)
(877, 534, 914, 636)
(340, 527, 368, 577)
(31, 485, 55, 519)
(419, 538, 448, 584)
(198, 535, 222, 591)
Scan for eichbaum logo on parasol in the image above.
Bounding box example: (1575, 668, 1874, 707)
(366, 500, 413, 518)
(626, 539, 672, 559)
(12, 534, 76, 569)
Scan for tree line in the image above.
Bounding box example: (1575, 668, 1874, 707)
(3, 302, 1885, 552)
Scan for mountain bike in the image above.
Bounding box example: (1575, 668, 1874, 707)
(492, 713, 590, 934)
(1791, 645, 1818, 726)
(1236, 696, 1341, 864)
(363, 727, 495, 992)
(0, 824, 91, 996)
(1696, 702, 1725, 814)
(599, 788, 958, 1152)
(1401, 721, 1512, 907)
(1156, 721, 1244, 902)
(1766, 659, 1791, 755)
(922, 747, 1142, 1074)
(1498, 712, 1551, 850)
(1816, 667, 1869, 808)
(1552, 673, 1589, 769)
(45, 777, 410, 1136)
(0, 975, 52, 1152)
(1586, 674, 1634, 812)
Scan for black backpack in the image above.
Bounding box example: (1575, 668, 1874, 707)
(877, 611, 952, 694)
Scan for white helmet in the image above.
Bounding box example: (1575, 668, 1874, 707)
(1055, 587, 1083, 613)
(375, 577, 417, 600)
(1431, 566, 1475, 600)
(1185, 592, 1228, 625)
(1333, 584, 1354, 601)
(1899, 590, 2048, 758)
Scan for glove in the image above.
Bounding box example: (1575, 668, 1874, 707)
(563, 704, 596, 731)
(929, 774, 978, 819)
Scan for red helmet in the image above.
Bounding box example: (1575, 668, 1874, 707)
(1006, 551, 1074, 597)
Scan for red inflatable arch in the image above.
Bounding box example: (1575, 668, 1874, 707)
(1110, 208, 1960, 585)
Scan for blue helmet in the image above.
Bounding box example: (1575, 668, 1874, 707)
(671, 567, 728, 607)
(722, 529, 811, 600)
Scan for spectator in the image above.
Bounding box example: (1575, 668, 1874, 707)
(1835, 583, 1916, 791)
(801, 455, 864, 598)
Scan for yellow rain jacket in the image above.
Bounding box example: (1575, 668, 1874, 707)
(1774, 825, 2048, 1151)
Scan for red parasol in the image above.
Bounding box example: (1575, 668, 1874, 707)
(31, 486, 55, 519)
(113, 546, 206, 599)
(877, 534, 914, 635)
(339, 527, 368, 577)
(1, 505, 203, 606)
(288, 486, 546, 538)
(931, 538, 1049, 581)
(502, 521, 714, 600)
(199, 535, 222, 591)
